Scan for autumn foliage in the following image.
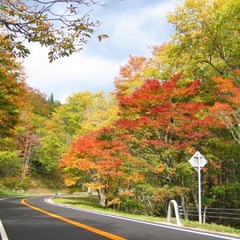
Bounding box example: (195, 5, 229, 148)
(60, 128, 145, 207)
(60, 76, 207, 211)
(59, 69, 240, 216)
(1, 0, 240, 226)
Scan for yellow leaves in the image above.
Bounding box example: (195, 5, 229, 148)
(64, 176, 80, 187)
(125, 173, 145, 183)
(85, 182, 106, 190)
(165, 0, 240, 81)
(0, 34, 27, 137)
(81, 102, 118, 134)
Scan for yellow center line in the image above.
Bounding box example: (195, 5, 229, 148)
(21, 198, 127, 240)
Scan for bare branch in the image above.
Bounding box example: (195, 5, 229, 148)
(0, 0, 107, 60)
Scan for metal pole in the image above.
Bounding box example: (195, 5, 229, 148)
(198, 155, 202, 224)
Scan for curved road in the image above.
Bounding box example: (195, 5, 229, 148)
(0, 196, 239, 240)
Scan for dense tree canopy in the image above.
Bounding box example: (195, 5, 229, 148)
(0, 34, 26, 137)
(36, 91, 118, 179)
(148, 0, 240, 83)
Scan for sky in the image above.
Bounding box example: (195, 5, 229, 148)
(23, 0, 181, 103)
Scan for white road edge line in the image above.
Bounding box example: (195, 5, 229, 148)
(0, 220, 9, 240)
(45, 198, 240, 240)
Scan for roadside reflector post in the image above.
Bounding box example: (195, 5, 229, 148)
(167, 200, 181, 226)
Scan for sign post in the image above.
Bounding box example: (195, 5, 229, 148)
(188, 151, 207, 224)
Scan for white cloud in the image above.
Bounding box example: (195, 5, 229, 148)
(24, 43, 122, 103)
(23, 0, 180, 103)
(103, 1, 176, 56)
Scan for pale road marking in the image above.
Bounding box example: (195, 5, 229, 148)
(0, 220, 9, 240)
(46, 198, 240, 240)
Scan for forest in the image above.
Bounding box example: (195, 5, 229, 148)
(0, 0, 239, 227)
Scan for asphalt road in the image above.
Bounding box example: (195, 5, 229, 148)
(0, 196, 239, 240)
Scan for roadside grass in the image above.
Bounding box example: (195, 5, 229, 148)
(0, 189, 34, 198)
(0, 189, 24, 198)
(52, 195, 240, 237)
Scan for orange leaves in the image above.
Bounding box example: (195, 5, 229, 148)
(118, 55, 146, 79)
(209, 77, 240, 144)
(156, 163, 165, 174)
(60, 125, 149, 208)
(114, 55, 147, 97)
(211, 102, 232, 115)
(107, 198, 121, 206)
(213, 77, 235, 93)
(212, 76, 240, 105)
(60, 128, 132, 191)
(119, 190, 135, 198)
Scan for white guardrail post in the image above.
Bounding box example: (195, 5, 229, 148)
(167, 200, 181, 226)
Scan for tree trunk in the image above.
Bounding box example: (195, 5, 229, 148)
(180, 195, 189, 220)
(21, 136, 32, 183)
(97, 188, 107, 207)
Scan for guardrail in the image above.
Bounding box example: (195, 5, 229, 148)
(178, 206, 240, 228)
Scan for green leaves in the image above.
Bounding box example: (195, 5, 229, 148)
(0, 151, 20, 177)
(0, 0, 106, 61)
(153, 0, 240, 82)
(0, 35, 26, 137)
